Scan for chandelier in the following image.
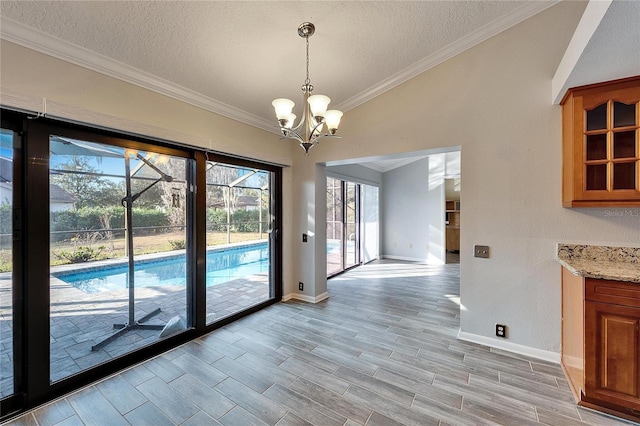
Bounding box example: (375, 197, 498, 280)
(272, 22, 343, 154)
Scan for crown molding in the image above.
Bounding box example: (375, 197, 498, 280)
(0, 17, 276, 133)
(334, 0, 559, 113)
(1, 2, 558, 131)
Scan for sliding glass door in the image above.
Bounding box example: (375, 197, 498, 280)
(326, 176, 378, 277)
(344, 182, 359, 269)
(0, 128, 17, 401)
(0, 112, 281, 417)
(204, 161, 273, 324)
(49, 137, 191, 382)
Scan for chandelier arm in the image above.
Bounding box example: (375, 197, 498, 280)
(310, 134, 341, 144)
(290, 115, 306, 133)
(278, 128, 304, 143)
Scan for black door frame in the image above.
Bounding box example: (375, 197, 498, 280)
(0, 110, 283, 419)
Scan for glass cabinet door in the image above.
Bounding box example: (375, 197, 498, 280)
(583, 100, 638, 192)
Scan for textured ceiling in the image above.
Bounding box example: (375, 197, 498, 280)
(0, 1, 556, 131)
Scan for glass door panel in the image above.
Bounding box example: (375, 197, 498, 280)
(326, 177, 343, 276)
(344, 182, 359, 269)
(361, 185, 379, 264)
(205, 162, 271, 324)
(49, 137, 190, 383)
(0, 129, 15, 398)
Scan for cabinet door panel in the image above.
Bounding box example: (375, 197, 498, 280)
(585, 301, 640, 412)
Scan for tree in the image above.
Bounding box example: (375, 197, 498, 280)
(50, 157, 121, 208)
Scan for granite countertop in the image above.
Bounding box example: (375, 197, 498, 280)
(556, 244, 640, 283)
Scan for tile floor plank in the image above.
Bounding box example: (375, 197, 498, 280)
(169, 352, 227, 387)
(136, 376, 200, 424)
(279, 357, 351, 395)
(168, 373, 236, 419)
(181, 410, 224, 426)
(215, 377, 288, 425)
(123, 401, 175, 426)
(31, 399, 75, 426)
(67, 386, 129, 426)
(263, 383, 347, 426)
(343, 383, 439, 426)
(288, 377, 372, 425)
(218, 405, 270, 426)
(96, 373, 148, 415)
(275, 412, 314, 426)
(213, 356, 275, 393)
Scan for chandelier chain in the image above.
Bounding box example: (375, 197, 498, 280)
(305, 36, 310, 87)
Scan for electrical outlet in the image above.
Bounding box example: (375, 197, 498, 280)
(474, 245, 490, 258)
(496, 323, 507, 338)
(298, 282, 304, 291)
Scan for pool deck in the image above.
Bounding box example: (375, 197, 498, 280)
(0, 269, 269, 396)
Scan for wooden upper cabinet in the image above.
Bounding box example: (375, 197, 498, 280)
(562, 76, 640, 207)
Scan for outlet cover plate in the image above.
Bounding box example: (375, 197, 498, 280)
(474, 245, 490, 258)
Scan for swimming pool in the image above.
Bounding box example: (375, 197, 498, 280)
(54, 242, 269, 294)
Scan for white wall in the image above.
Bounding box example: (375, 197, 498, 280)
(381, 156, 445, 264)
(289, 1, 639, 356)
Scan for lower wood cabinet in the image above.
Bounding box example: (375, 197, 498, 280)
(562, 271, 640, 422)
(585, 301, 640, 412)
(446, 227, 460, 251)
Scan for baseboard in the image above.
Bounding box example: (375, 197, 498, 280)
(381, 254, 427, 263)
(457, 331, 560, 364)
(284, 292, 330, 304)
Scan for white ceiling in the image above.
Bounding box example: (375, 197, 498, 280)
(1, 1, 637, 172)
(1, 0, 558, 132)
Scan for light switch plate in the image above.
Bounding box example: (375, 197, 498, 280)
(474, 245, 490, 258)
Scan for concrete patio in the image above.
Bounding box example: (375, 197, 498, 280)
(0, 271, 270, 396)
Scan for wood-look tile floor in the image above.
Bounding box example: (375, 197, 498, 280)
(5, 260, 637, 426)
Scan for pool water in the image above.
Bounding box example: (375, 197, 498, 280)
(54, 243, 269, 294)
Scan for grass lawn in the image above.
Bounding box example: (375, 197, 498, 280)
(0, 231, 267, 272)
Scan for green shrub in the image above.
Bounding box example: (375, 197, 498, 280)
(54, 245, 105, 263)
(50, 206, 170, 241)
(168, 239, 186, 250)
(206, 208, 269, 233)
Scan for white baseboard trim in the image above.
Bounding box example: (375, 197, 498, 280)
(285, 292, 330, 304)
(457, 331, 560, 364)
(381, 254, 427, 263)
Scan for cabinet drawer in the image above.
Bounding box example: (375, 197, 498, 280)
(586, 278, 640, 308)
